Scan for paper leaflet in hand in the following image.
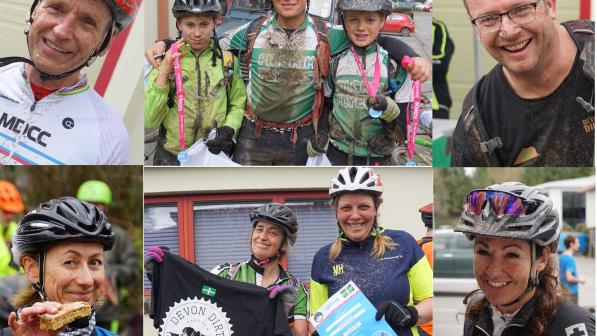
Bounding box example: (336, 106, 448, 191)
(309, 281, 397, 336)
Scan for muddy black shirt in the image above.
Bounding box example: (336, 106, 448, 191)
(451, 53, 594, 167)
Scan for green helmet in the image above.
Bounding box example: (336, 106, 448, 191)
(77, 180, 112, 206)
(338, 0, 393, 15)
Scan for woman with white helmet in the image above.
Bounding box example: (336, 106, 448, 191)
(454, 182, 595, 336)
(310, 167, 433, 335)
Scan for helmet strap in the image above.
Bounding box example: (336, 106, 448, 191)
(32, 251, 48, 301)
(500, 243, 539, 308)
(250, 252, 280, 267)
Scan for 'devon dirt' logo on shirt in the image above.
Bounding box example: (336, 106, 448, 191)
(160, 297, 234, 336)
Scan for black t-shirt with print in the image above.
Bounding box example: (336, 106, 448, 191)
(149, 252, 291, 336)
(452, 53, 594, 167)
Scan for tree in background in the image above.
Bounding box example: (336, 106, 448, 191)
(522, 167, 594, 186)
(435, 168, 594, 229)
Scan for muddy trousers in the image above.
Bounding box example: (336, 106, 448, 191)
(153, 142, 181, 166)
(327, 142, 392, 166)
(233, 118, 313, 165)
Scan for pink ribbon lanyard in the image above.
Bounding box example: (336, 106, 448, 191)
(171, 43, 185, 150)
(401, 56, 421, 160)
(351, 46, 381, 99)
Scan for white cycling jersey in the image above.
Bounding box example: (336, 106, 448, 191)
(0, 63, 128, 165)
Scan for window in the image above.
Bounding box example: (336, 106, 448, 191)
(144, 203, 180, 290)
(563, 192, 586, 229)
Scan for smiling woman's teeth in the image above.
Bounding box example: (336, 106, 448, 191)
(488, 280, 508, 287)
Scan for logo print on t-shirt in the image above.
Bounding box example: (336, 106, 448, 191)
(62, 118, 75, 129)
(581, 116, 594, 133)
(565, 323, 588, 336)
(160, 297, 234, 336)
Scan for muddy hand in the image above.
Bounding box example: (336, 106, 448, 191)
(404, 57, 430, 82)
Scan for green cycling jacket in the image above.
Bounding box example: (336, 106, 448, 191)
(145, 41, 247, 155)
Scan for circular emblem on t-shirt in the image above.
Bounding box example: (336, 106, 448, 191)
(160, 297, 234, 336)
(62, 118, 75, 129)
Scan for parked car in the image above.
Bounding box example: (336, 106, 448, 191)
(422, 0, 432, 11)
(393, 1, 417, 10)
(434, 229, 475, 278)
(382, 13, 415, 37)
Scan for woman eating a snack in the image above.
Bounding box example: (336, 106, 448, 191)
(5, 197, 116, 336)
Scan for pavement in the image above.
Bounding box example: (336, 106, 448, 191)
(434, 255, 596, 335)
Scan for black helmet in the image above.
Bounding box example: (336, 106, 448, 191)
(419, 203, 432, 228)
(12, 197, 114, 266)
(337, 0, 393, 16)
(172, 0, 223, 18)
(250, 203, 298, 246)
(455, 182, 559, 251)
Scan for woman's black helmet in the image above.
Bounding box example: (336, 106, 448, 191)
(12, 197, 114, 266)
(250, 203, 298, 246)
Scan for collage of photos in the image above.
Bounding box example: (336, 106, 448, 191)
(0, 0, 594, 336)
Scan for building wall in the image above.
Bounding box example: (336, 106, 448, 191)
(587, 190, 595, 229)
(434, 0, 583, 119)
(0, 0, 144, 163)
(145, 167, 434, 239)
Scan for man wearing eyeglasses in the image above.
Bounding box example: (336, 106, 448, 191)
(450, 0, 594, 167)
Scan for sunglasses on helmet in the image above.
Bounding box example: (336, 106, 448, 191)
(466, 190, 535, 219)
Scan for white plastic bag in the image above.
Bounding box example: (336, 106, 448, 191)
(306, 153, 332, 166)
(180, 140, 240, 167)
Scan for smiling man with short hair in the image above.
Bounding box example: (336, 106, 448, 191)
(0, 0, 139, 165)
(451, 0, 594, 167)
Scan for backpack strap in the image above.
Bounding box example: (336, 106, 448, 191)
(311, 15, 331, 134)
(243, 15, 269, 82)
(461, 82, 502, 166)
(562, 20, 594, 83)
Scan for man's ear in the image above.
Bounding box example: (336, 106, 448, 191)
(22, 255, 40, 284)
(545, 0, 557, 20)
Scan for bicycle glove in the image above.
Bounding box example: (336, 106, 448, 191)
(375, 301, 418, 329)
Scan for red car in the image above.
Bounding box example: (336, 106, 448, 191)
(382, 13, 415, 37)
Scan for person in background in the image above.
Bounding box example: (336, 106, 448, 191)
(0, 181, 25, 276)
(431, 17, 454, 119)
(77, 180, 138, 333)
(416, 203, 433, 335)
(559, 234, 586, 305)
